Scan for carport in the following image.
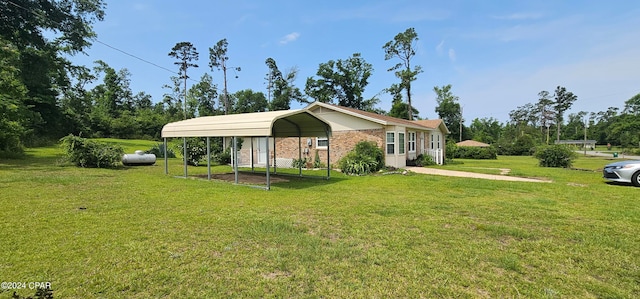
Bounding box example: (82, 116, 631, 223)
(161, 109, 332, 190)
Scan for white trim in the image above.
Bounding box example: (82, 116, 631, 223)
(408, 131, 416, 153)
(386, 132, 395, 155)
(316, 136, 328, 149)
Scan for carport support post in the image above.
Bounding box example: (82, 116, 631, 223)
(164, 138, 168, 175)
(207, 137, 211, 180)
(183, 137, 187, 178)
(250, 137, 254, 173)
(233, 136, 238, 184)
(265, 136, 271, 190)
(298, 136, 302, 176)
(326, 131, 331, 180)
(273, 137, 277, 174)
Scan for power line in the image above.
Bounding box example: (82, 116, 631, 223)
(93, 40, 177, 76)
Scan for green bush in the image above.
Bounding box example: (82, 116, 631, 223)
(338, 141, 384, 175)
(313, 149, 324, 168)
(534, 145, 576, 168)
(497, 134, 537, 156)
(418, 154, 436, 166)
(454, 146, 497, 159)
(60, 135, 124, 168)
(292, 157, 308, 169)
(175, 138, 207, 166)
(146, 143, 176, 158)
(213, 147, 231, 165)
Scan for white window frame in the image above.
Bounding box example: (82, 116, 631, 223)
(399, 132, 405, 154)
(431, 133, 435, 149)
(386, 132, 395, 154)
(408, 132, 416, 153)
(316, 137, 328, 149)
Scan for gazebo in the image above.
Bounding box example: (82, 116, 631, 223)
(161, 109, 332, 190)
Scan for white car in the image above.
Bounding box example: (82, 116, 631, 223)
(603, 160, 640, 187)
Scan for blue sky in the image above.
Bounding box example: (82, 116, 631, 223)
(70, 0, 640, 123)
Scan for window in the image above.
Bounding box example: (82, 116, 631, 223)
(408, 132, 416, 152)
(431, 133, 435, 149)
(316, 137, 328, 149)
(386, 132, 395, 154)
(399, 132, 405, 154)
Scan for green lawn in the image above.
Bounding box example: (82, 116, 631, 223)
(1, 140, 639, 298)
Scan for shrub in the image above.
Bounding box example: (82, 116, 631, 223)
(146, 143, 176, 158)
(454, 146, 497, 159)
(418, 154, 436, 166)
(213, 147, 231, 165)
(534, 145, 576, 168)
(313, 150, 323, 168)
(338, 141, 384, 175)
(60, 135, 124, 168)
(292, 157, 308, 169)
(497, 134, 537, 156)
(175, 138, 207, 166)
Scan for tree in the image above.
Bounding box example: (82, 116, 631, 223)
(233, 89, 268, 113)
(305, 53, 373, 110)
(552, 86, 577, 142)
(209, 39, 240, 115)
(1, 0, 105, 142)
(188, 73, 218, 117)
(388, 102, 419, 120)
(60, 65, 96, 136)
(168, 41, 199, 119)
(162, 76, 185, 121)
(536, 90, 554, 144)
(265, 58, 305, 111)
(469, 117, 502, 144)
(383, 28, 422, 120)
(0, 40, 28, 154)
(434, 84, 462, 141)
(623, 93, 640, 116)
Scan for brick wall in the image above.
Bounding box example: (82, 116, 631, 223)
(274, 129, 385, 167)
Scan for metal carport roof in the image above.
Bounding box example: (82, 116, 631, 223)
(160, 109, 332, 190)
(161, 109, 331, 138)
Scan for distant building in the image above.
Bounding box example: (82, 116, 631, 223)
(555, 140, 597, 148)
(456, 140, 491, 147)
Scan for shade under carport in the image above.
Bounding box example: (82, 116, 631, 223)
(160, 109, 332, 190)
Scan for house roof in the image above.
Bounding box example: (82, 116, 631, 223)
(307, 102, 450, 133)
(457, 140, 491, 147)
(161, 109, 332, 138)
(412, 119, 451, 134)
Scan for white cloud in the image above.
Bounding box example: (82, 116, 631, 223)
(448, 49, 456, 62)
(279, 32, 300, 45)
(132, 3, 149, 11)
(436, 40, 445, 55)
(492, 12, 544, 21)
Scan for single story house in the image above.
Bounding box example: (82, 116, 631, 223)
(239, 102, 449, 169)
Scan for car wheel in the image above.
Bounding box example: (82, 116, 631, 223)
(633, 171, 640, 187)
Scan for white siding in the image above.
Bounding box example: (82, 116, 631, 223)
(309, 107, 380, 131)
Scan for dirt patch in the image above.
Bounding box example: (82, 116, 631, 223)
(193, 172, 290, 184)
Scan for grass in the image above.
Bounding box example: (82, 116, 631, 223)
(1, 139, 639, 298)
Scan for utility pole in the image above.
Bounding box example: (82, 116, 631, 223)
(584, 118, 588, 156)
(459, 106, 463, 142)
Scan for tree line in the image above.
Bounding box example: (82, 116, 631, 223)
(1, 0, 638, 157)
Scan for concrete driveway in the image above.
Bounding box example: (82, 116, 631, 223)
(406, 167, 551, 183)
